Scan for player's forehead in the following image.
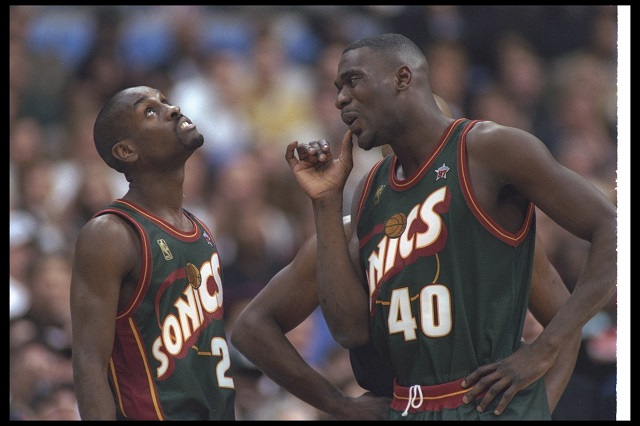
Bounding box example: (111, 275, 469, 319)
(337, 48, 369, 72)
(119, 86, 163, 110)
(336, 47, 383, 80)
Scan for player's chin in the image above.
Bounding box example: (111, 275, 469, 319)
(355, 131, 373, 150)
(184, 134, 204, 151)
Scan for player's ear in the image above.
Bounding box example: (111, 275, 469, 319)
(395, 65, 411, 91)
(112, 139, 138, 163)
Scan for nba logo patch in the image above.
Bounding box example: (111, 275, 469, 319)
(157, 239, 173, 260)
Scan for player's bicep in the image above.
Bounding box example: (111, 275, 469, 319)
(71, 217, 137, 364)
(479, 124, 614, 240)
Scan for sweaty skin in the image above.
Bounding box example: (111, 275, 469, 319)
(286, 34, 615, 418)
(233, 95, 578, 418)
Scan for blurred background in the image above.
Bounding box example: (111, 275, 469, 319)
(9, 5, 627, 421)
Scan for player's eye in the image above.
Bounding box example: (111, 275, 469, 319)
(144, 108, 156, 117)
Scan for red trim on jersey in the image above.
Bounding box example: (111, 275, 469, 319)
(192, 215, 218, 247)
(94, 208, 151, 319)
(114, 199, 200, 241)
(390, 119, 464, 191)
(92, 204, 159, 418)
(457, 121, 534, 246)
(109, 318, 165, 419)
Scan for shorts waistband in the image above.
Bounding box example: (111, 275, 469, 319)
(391, 378, 482, 414)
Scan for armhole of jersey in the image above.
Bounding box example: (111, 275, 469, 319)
(458, 121, 535, 246)
(96, 208, 153, 319)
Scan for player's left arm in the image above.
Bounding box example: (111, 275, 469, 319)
(461, 122, 616, 415)
(231, 223, 389, 420)
(528, 233, 581, 413)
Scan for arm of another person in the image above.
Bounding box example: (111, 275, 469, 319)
(461, 122, 616, 414)
(285, 131, 371, 348)
(231, 220, 390, 420)
(70, 215, 139, 420)
(527, 234, 581, 413)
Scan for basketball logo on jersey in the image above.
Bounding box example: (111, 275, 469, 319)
(374, 185, 386, 205)
(384, 213, 407, 239)
(185, 263, 202, 289)
(435, 163, 450, 181)
(157, 239, 173, 260)
(366, 186, 449, 292)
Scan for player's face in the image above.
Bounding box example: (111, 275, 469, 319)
(334, 48, 397, 151)
(124, 86, 204, 158)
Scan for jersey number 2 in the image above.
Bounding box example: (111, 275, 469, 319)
(210, 337, 235, 388)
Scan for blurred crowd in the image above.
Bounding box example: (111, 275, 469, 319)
(9, 5, 621, 420)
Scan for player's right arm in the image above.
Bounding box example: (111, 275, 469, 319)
(70, 214, 139, 420)
(285, 131, 371, 348)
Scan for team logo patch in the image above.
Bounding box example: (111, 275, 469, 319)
(157, 239, 173, 260)
(384, 212, 407, 238)
(435, 163, 450, 181)
(374, 185, 386, 205)
(202, 231, 213, 247)
(185, 263, 201, 289)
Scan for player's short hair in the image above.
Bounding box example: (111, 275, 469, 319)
(343, 33, 426, 69)
(93, 89, 132, 173)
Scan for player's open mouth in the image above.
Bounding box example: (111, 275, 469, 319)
(179, 117, 194, 130)
(342, 112, 358, 127)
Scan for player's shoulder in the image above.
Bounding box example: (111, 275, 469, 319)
(470, 120, 534, 139)
(467, 120, 537, 152)
(78, 211, 136, 243)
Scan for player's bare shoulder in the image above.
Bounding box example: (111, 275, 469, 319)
(79, 213, 132, 241)
(465, 120, 543, 165)
(75, 213, 140, 267)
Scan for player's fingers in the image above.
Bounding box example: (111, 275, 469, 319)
(474, 376, 509, 413)
(461, 367, 498, 404)
(491, 385, 517, 416)
(285, 141, 299, 166)
(308, 139, 331, 162)
(295, 143, 316, 162)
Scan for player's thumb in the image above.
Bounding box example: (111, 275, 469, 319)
(340, 130, 354, 166)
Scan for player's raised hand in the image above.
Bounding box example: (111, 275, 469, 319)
(285, 130, 355, 201)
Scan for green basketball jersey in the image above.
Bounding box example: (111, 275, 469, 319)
(356, 119, 549, 419)
(95, 200, 235, 420)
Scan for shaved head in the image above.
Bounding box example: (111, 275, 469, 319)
(343, 33, 427, 71)
(93, 87, 137, 172)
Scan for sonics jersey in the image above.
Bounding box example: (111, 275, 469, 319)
(95, 200, 235, 420)
(355, 119, 549, 419)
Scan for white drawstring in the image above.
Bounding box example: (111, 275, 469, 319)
(401, 385, 424, 417)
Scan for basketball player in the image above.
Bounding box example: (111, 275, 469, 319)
(285, 33, 616, 419)
(70, 86, 235, 420)
(232, 97, 577, 419)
